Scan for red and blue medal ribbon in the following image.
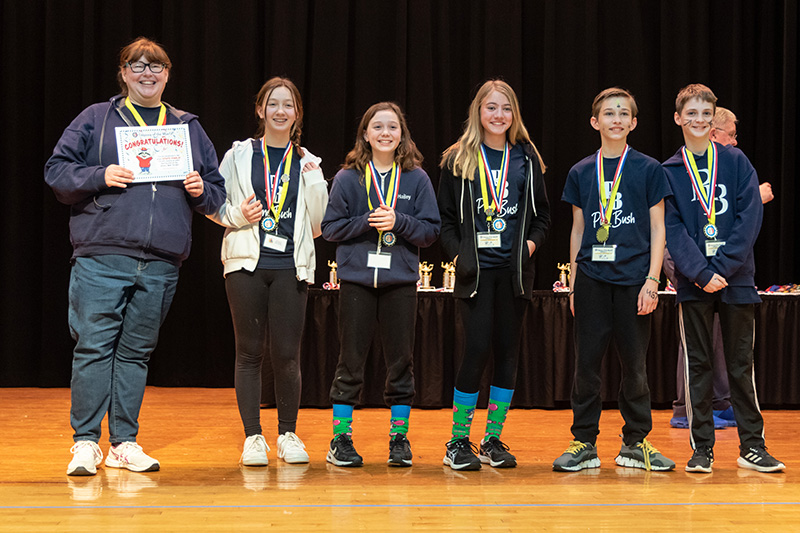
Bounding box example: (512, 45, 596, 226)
(366, 161, 400, 210)
(681, 142, 718, 230)
(365, 161, 401, 247)
(595, 144, 629, 228)
(262, 139, 293, 217)
(478, 143, 509, 218)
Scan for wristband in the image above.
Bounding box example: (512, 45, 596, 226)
(645, 275, 660, 284)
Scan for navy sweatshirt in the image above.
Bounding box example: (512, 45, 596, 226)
(662, 142, 762, 304)
(321, 166, 440, 288)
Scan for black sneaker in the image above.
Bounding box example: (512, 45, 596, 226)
(738, 445, 785, 473)
(685, 445, 714, 473)
(443, 437, 481, 471)
(388, 434, 412, 467)
(326, 435, 363, 467)
(479, 436, 517, 468)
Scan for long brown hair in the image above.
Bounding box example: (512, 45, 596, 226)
(343, 102, 423, 173)
(254, 77, 305, 155)
(117, 37, 172, 96)
(441, 79, 545, 179)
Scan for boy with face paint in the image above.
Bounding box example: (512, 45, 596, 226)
(662, 84, 784, 473)
(668, 106, 777, 431)
(553, 87, 674, 472)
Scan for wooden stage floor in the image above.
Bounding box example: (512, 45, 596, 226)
(1, 387, 799, 531)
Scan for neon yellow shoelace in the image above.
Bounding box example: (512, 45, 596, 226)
(637, 438, 661, 471)
(565, 440, 588, 454)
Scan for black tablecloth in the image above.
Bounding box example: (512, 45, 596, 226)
(261, 290, 800, 408)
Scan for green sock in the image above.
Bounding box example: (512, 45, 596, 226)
(484, 386, 514, 440)
(390, 405, 411, 436)
(451, 389, 479, 440)
(332, 404, 353, 436)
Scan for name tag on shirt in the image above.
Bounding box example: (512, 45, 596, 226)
(592, 244, 617, 262)
(367, 251, 392, 269)
(263, 233, 288, 252)
(705, 240, 725, 257)
(477, 232, 502, 249)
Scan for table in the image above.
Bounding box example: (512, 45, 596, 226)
(261, 290, 800, 408)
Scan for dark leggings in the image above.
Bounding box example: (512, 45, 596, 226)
(455, 268, 528, 393)
(226, 269, 307, 436)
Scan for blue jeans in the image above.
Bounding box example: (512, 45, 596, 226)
(68, 255, 179, 444)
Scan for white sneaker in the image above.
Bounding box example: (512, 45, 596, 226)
(277, 432, 310, 464)
(67, 441, 103, 476)
(105, 442, 160, 472)
(241, 435, 270, 466)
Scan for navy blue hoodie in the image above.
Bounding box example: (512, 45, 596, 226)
(321, 166, 440, 288)
(45, 95, 226, 266)
(662, 142, 762, 304)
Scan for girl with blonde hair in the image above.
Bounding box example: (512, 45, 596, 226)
(438, 79, 550, 470)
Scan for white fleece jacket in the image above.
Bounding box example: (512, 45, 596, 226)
(208, 140, 328, 283)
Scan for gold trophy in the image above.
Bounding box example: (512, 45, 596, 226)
(419, 261, 434, 290)
(326, 260, 339, 289)
(441, 262, 456, 292)
(556, 262, 571, 291)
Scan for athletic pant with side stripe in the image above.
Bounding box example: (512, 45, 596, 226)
(679, 300, 765, 451)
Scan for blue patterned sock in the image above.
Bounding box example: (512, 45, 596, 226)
(332, 404, 354, 436)
(452, 388, 479, 440)
(390, 404, 411, 435)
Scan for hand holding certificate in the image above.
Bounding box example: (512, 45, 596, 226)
(116, 124, 194, 182)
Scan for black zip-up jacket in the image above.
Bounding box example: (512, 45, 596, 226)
(437, 142, 550, 299)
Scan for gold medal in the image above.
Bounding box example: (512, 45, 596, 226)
(596, 225, 609, 243)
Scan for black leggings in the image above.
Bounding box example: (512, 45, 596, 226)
(455, 268, 528, 393)
(226, 269, 307, 436)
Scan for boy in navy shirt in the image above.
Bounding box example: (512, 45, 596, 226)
(663, 84, 784, 473)
(553, 88, 674, 472)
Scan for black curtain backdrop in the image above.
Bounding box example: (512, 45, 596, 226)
(2, 1, 798, 388)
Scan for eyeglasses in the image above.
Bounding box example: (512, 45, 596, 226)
(713, 126, 737, 140)
(125, 61, 167, 74)
(722, 129, 737, 140)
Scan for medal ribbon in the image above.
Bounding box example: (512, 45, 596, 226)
(262, 139, 293, 220)
(478, 143, 509, 226)
(365, 162, 401, 210)
(681, 143, 718, 226)
(365, 162, 401, 247)
(595, 145, 629, 227)
(125, 97, 167, 126)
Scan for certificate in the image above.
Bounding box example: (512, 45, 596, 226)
(115, 125, 194, 182)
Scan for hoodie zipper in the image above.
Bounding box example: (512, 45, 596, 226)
(467, 179, 480, 298)
(516, 157, 533, 295)
(373, 172, 387, 289)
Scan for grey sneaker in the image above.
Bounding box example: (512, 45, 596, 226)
(738, 445, 785, 473)
(615, 439, 675, 471)
(553, 441, 600, 472)
(686, 445, 714, 473)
